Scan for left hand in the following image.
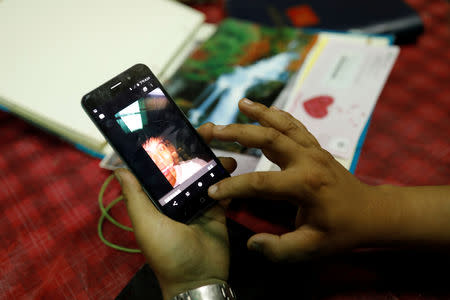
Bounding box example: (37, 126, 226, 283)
(115, 123, 237, 300)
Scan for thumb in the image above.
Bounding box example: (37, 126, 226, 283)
(114, 168, 165, 231)
(247, 226, 324, 262)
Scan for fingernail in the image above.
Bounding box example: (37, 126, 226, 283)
(215, 125, 226, 131)
(242, 98, 254, 105)
(114, 171, 123, 185)
(208, 184, 218, 195)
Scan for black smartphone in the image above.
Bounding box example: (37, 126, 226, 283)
(81, 64, 229, 223)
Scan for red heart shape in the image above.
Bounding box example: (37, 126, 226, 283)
(303, 95, 334, 118)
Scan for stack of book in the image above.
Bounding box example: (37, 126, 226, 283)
(0, 1, 399, 174)
(100, 19, 399, 174)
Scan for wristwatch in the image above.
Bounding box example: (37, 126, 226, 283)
(171, 283, 236, 300)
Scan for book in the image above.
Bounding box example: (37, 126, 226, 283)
(0, 0, 205, 157)
(226, 0, 423, 44)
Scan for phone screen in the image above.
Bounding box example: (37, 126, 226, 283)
(82, 64, 229, 223)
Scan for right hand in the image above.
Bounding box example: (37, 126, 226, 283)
(207, 98, 383, 262)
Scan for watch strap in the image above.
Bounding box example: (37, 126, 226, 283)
(172, 283, 236, 300)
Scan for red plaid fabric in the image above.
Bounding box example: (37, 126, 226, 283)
(0, 113, 145, 299)
(355, 0, 450, 187)
(0, 0, 448, 299)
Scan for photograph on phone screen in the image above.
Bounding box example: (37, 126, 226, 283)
(114, 87, 213, 187)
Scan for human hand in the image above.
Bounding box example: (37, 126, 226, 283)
(115, 123, 237, 300)
(207, 98, 383, 262)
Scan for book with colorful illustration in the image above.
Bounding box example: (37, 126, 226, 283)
(164, 18, 318, 155)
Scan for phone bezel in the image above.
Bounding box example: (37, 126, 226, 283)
(81, 64, 230, 223)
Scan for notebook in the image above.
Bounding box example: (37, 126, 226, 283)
(0, 0, 205, 157)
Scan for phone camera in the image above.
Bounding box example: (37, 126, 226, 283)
(126, 76, 131, 81)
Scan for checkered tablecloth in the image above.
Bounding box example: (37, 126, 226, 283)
(0, 0, 449, 299)
(355, 0, 450, 187)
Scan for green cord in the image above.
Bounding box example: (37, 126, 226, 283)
(98, 174, 133, 231)
(97, 174, 141, 253)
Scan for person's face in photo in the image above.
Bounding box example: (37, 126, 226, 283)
(143, 137, 179, 186)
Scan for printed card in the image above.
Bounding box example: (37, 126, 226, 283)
(284, 38, 399, 159)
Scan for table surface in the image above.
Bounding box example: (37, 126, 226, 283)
(1, 0, 449, 299)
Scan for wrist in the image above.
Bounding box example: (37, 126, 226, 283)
(352, 184, 405, 246)
(355, 184, 450, 247)
(161, 279, 228, 300)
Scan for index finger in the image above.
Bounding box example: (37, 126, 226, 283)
(212, 123, 302, 169)
(239, 99, 320, 148)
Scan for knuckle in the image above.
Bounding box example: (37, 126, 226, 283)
(302, 168, 326, 191)
(248, 172, 269, 192)
(221, 123, 233, 130)
(322, 149, 335, 161)
(305, 128, 320, 145)
(227, 124, 245, 134)
(260, 106, 274, 119)
(280, 110, 301, 125)
(219, 124, 238, 136)
(280, 109, 295, 120)
(264, 128, 282, 145)
(309, 135, 321, 147)
(283, 120, 300, 136)
(310, 148, 334, 167)
(121, 185, 133, 198)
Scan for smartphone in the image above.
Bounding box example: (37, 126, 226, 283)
(81, 64, 229, 223)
